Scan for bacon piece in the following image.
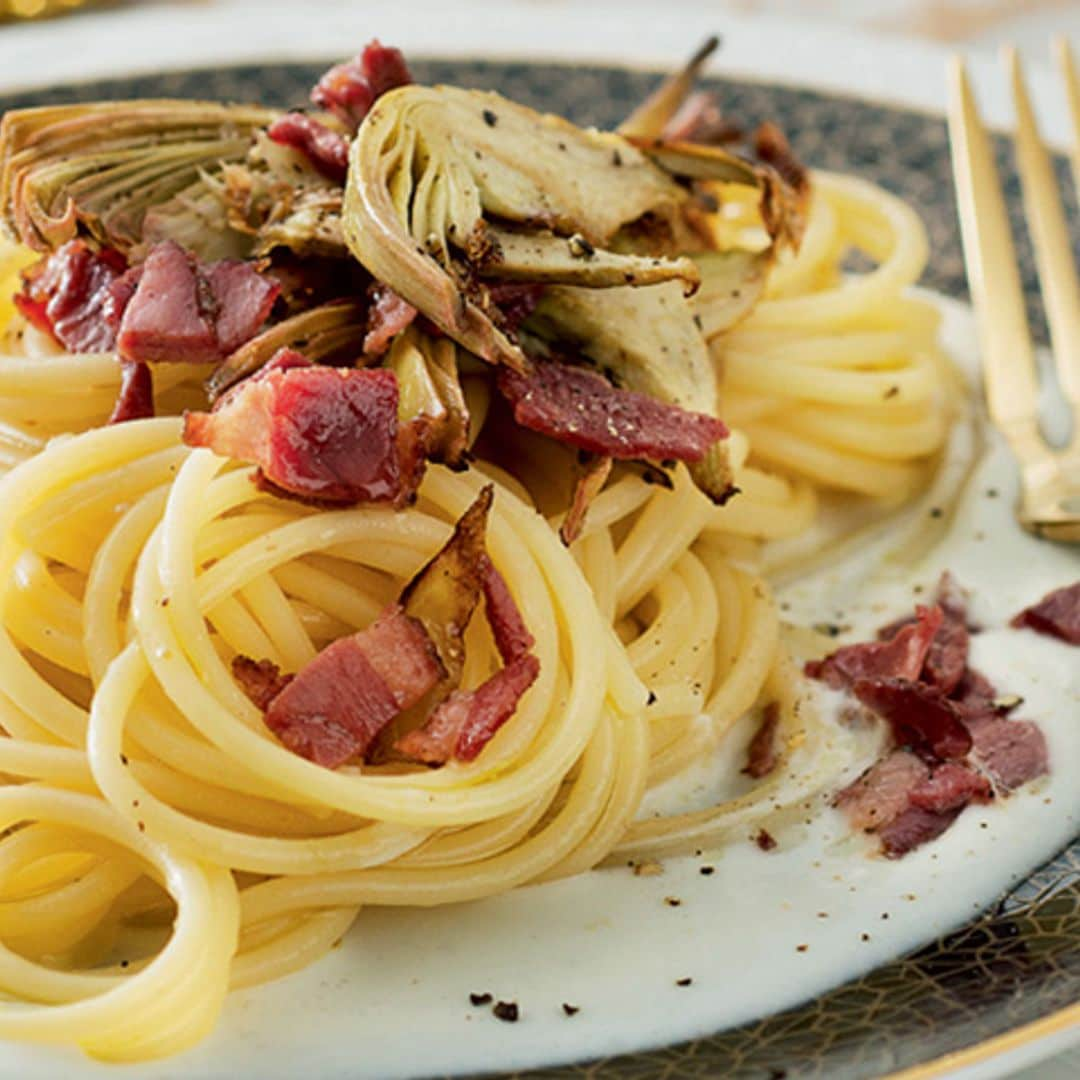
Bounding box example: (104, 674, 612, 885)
(311, 40, 413, 131)
(950, 667, 998, 715)
(108, 361, 154, 424)
(395, 654, 540, 764)
(117, 240, 217, 363)
(479, 554, 533, 663)
(267, 113, 350, 184)
(203, 260, 281, 355)
(363, 285, 417, 357)
(853, 677, 973, 761)
(834, 749, 930, 832)
(806, 606, 943, 691)
(967, 715, 1049, 792)
(393, 492, 541, 765)
(1010, 582, 1080, 645)
(184, 360, 424, 505)
(742, 702, 780, 780)
(908, 762, 991, 813)
(487, 283, 545, 336)
(264, 606, 444, 767)
(232, 655, 293, 711)
(497, 360, 727, 462)
(15, 240, 127, 352)
(878, 807, 963, 859)
(116, 241, 279, 365)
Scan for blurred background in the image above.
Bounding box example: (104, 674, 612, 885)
(2, 0, 1080, 57)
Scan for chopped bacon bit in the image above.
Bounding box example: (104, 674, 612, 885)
(754, 828, 777, 851)
(952, 667, 998, 714)
(363, 284, 418, 357)
(742, 702, 780, 779)
(486, 282, 545, 336)
(118, 240, 218, 363)
(311, 40, 413, 132)
(878, 807, 962, 859)
(822, 575, 1053, 858)
(183, 361, 426, 505)
(478, 554, 534, 663)
(232, 655, 293, 711)
(852, 678, 972, 761)
(806, 606, 942, 690)
(16, 240, 128, 352)
(267, 113, 350, 183)
(834, 750, 929, 832)
(395, 653, 540, 764)
(497, 360, 727, 462)
(203, 260, 281, 355)
(1010, 582, 1080, 645)
(263, 606, 444, 768)
(108, 361, 155, 424)
(908, 762, 992, 813)
(967, 715, 1049, 792)
(116, 240, 279, 365)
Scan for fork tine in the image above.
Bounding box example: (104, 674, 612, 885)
(1058, 39, 1080, 206)
(1006, 47, 1080, 428)
(947, 57, 1041, 433)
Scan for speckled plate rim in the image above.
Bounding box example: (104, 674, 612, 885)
(0, 15, 1077, 1079)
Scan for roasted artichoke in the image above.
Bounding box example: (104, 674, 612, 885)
(0, 101, 278, 254)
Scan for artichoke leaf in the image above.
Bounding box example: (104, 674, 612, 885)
(479, 226, 700, 291)
(618, 36, 721, 139)
(138, 171, 253, 262)
(692, 248, 770, 339)
(206, 299, 366, 401)
(343, 84, 687, 371)
(1, 101, 279, 253)
(387, 326, 470, 466)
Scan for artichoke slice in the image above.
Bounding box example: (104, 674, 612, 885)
(619, 36, 721, 139)
(692, 249, 770, 339)
(1, 101, 279, 253)
(478, 225, 699, 291)
(387, 326, 470, 467)
(343, 84, 688, 370)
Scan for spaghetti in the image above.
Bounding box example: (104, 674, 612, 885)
(0, 66, 957, 1061)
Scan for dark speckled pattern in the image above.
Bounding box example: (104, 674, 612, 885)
(1, 60, 1077, 1080)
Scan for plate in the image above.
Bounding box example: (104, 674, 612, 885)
(0, 19, 1078, 1080)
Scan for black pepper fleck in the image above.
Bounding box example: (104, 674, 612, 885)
(699, 865, 714, 876)
(482, 109, 498, 127)
(562, 1003, 580, 1017)
(675, 977, 693, 987)
(646, 690, 657, 706)
(664, 896, 682, 907)
(469, 992, 492, 1006)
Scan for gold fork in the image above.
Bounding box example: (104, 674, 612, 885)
(948, 41, 1080, 543)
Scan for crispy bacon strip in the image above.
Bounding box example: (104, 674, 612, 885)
(108, 361, 154, 424)
(742, 702, 780, 780)
(267, 113, 350, 184)
(183, 354, 426, 505)
(806, 606, 942, 690)
(262, 606, 444, 768)
(497, 359, 727, 462)
(237, 488, 540, 769)
(15, 240, 128, 353)
(311, 40, 413, 132)
(1010, 581, 1080, 645)
(363, 284, 418, 357)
